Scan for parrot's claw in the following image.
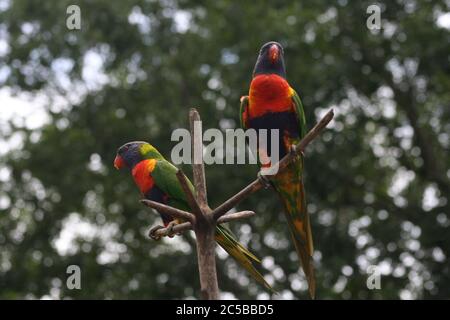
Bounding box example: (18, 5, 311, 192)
(148, 225, 164, 241)
(290, 144, 303, 159)
(166, 221, 178, 238)
(290, 144, 297, 153)
(290, 144, 298, 155)
(257, 172, 271, 189)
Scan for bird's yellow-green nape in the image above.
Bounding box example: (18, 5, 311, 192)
(139, 142, 165, 161)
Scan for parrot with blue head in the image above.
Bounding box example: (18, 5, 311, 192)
(240, 42, 315, 298)
(114, 141, 274, 293)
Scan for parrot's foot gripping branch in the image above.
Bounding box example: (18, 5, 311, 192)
(289, 144, 304, 161)
(148, 225, 164, 241)
(257, 172, 272, 189)
(148, 221, 181, 240)
(165, 221, 178, 238)
(290, 144, 298, 154)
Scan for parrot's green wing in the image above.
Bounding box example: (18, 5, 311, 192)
(151, 159, 193, 211)
(240, 96, 249, 129)
(291, 89, 307, 139)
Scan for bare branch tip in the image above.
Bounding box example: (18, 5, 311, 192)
(189, 107, 199, 116)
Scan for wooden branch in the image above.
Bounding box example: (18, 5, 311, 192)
(196, 229, 218, 299)
(217, 210, 255, 224)
(212, 109, 334, 220)
(190, 108, 209, 209)
(143, 107, 333, 300)
(140, 199, 195, 223)
(148, 211, 255, 239)
(176, 169, 204, 217)
(212, 180, 263, 221)
(148, 108, 334, 235)
(187, 109, 218, 299)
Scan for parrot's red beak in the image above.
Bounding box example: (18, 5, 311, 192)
(114, 155, 125, 170)
(269, 44, 279, 63)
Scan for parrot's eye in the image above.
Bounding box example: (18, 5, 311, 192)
(119, 145, 129, 154)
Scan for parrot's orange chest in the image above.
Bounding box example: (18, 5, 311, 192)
(248, 74, 293, 118)
(132, 159, 156, 194)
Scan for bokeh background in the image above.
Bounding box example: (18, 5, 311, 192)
(0, 0, 449, 299)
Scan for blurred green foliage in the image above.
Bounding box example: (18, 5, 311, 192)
(0, 0, 449, 299)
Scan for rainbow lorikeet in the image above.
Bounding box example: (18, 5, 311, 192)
(240, 42, 315, 298)
(114, 141, 274, 293)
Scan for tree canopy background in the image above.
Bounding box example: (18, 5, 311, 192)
(0, 0, 449, 299)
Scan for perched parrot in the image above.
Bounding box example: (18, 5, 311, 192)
(114, 141, 274, 293)
(240, 42, 315, 298)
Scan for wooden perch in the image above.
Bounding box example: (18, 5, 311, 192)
(141, 107, 334, 300)
(144, 210, 256, 239)
(186, 108, 217, 299)
(140, 199, 195, 222)
(190, 109, 209, 209)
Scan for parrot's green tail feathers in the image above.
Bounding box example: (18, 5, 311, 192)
(281, 191, 316, 299)
(236, 242, 261, 263)
(288, 224, 316, 299)
(273, 161, 316, 299)
(215, 225, 275, 294)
